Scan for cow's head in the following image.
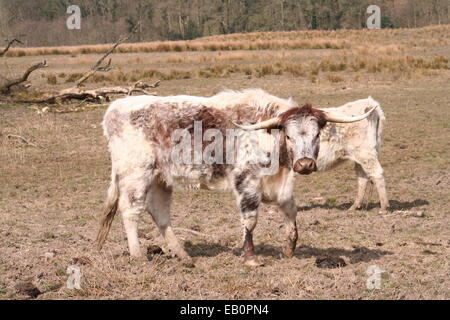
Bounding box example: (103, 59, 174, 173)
(235, 104, 376, 175)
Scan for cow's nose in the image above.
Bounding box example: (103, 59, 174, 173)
(293, 158, 317, 175)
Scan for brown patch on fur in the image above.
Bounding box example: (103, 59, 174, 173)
(258, 102, 280, 121)
(225, 102, 282, 124)
(104, 109, 125, 137)
(129, 103, 233, 181)
(278, 131, 293, 169)
(243, 227, 255, 258)
(279, 104, 327, 128)
(284, 221, 298, 257)
(225, 104, 258, 124)
(130, 103, 233, 146)
(240, 192, 260, 213)
(128, 189, 137, 205)
(193, 106, 230, 132)
(234, 169, 250, 193)
(129, 103, 179, 145)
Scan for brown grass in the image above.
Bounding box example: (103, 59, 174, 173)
(2, 25, 449, 57)
(326, 74, 344, 83)
(0, 76, 449, 299)
(1, 38, 351, 57)
(0, 26, 450, 299)
(59, 55, 447, 85)
(46, 74, 57, 85)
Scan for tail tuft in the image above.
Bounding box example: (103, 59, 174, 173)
(96, 173, 119, 251)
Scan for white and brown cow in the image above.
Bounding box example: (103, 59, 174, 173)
(317, 97, 388, 213)
(96, 89, 375, 266)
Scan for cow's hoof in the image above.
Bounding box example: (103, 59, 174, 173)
(379, 208, 389, 215)
(244, 256, 264, 267)
(348, 204, 360, 211)
(282, 248, 295, 258)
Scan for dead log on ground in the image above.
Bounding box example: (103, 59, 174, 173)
(21, 79, 160, 104)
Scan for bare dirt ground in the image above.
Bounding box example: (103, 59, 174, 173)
(0, 29, 449, 300)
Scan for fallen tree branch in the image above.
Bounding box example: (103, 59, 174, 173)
(31, 83, 158, 104)
(0, 38, 23, 57)
(6, 134, 38, 147)
(0, 60, 47, 94)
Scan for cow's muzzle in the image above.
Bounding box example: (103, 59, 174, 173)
(293, 158, 317, 175)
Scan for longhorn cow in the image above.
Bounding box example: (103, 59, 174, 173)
(96, 89, 376, 266)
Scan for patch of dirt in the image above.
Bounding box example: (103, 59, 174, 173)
(315, 256, 347, 269)
(147, 245, 164, 256)
(15, 282, 41, 298)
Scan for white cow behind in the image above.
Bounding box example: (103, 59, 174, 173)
(317, 97, 388, 213)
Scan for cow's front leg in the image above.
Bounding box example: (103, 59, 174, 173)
(234, 171, 263, 267)
(278, 197, 298, 258)
(241, 215, 262, 267)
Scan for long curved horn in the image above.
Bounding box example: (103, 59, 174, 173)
(323, 105, 377, 123)
(233, 117, 280, 131)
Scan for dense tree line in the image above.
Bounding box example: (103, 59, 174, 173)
(1, 0, 449, 46)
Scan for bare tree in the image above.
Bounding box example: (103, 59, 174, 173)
(0, 38, 23, 57)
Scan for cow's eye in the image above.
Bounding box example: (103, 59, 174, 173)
(286, 135, 292, 141)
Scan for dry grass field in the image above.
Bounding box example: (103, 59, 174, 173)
(0, 26, 449, 300)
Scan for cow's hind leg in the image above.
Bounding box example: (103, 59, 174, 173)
(145, 180, 192, 265)
(353, 158, 389, 213)
(373, 173, 388, 213)
(349, 163, 369, 211)
(118, 172, 150, 258)
(278, 197, 298, 258)
(233, 171, 263, 267)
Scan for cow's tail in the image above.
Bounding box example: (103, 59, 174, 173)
(368, 97, 385, 153)
(376, 107, 385, 151)
(96, 169, 120, 251)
